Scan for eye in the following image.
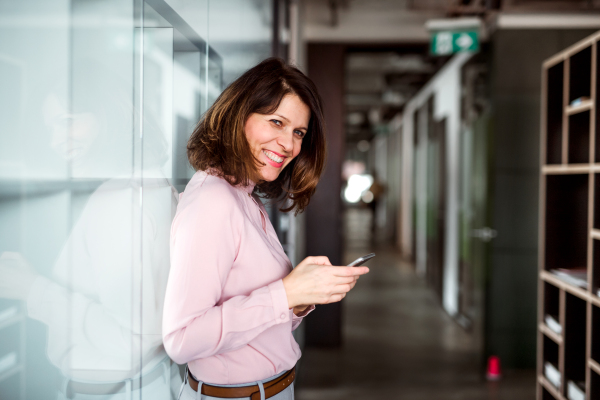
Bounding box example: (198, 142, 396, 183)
(270, 119, 283, 127)
(294, 130, 306, 139)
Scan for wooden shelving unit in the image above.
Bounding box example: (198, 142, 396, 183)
(539, 31, 600, 400)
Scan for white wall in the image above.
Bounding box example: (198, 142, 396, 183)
(400, 52, 473, 315)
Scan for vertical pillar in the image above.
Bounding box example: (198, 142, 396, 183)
(304, 43, 345, 347)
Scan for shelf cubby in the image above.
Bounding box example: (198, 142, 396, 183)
(591, 368, 600, 400)
(545, 282, 561, 319)
(569, 46, 592, 105)
(541, 386, 559, 400)
(596, 44, 600, 164)
(596, 123, 600, 164)
(544, 174, 589, 272)
(546, 62, 564, 165)
(564, 293, 587, 395)
(593, 306, 600, 363)
(593, 240, 600, 294)
(568, 111, 591, 164)
(544, 335, 561, 386)
(595, 176, 600, 230)
(543, 282, 562, 339)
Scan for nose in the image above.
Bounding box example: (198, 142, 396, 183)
(276, 128, 294, 154)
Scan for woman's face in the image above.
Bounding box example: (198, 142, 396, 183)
(42, 93, 100, 162)
(245, 94, 310, 182)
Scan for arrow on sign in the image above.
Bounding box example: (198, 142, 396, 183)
(456, 33, 473, 50)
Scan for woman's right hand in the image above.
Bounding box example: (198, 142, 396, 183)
(282, 256, 369, 309)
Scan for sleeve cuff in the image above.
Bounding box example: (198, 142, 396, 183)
(292, 305, 315, 318)
(267, 279, 291, 324)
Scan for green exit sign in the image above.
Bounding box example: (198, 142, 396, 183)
(431, 30, 479, 55)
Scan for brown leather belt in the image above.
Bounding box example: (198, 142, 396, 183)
(187, 367, 295, 400)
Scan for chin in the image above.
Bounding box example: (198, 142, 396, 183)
(260, 174, 279, 182)
(259, 169, 281, 182)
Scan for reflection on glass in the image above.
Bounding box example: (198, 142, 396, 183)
(0, 1, 185, 398)
(0, 0, 270, 398)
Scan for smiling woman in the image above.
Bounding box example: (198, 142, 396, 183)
(163, 57, 370, 400)
(186, 57, 326, 213)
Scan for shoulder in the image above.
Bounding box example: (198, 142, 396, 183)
(175, 171, 245, 225)
(184, 171, 241, 205)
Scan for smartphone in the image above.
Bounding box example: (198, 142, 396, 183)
(347, 253, 375, 267)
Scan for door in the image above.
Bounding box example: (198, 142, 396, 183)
(426, 109, 447, 301)
(457, 63, 492, 356)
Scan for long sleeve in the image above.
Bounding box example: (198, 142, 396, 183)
(162, 183, 292, 365)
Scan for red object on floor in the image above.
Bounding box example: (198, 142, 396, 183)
(486, 356, 502, 381)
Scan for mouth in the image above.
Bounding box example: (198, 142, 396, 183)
(52, 142, 85, 159)
(262, 149, 287, 168)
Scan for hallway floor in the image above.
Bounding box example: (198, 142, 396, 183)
(295, 208, 535, 400)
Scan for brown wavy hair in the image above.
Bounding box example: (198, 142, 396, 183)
(187, 57, 326, 214)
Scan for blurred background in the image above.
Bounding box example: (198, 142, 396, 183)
(2, 0, 600, 399)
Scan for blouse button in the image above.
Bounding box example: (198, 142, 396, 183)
(280, 313, 286, 320)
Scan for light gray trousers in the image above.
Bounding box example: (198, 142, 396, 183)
(178, 368, 294, 400)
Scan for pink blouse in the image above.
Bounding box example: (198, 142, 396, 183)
(162, 170, 313, 384)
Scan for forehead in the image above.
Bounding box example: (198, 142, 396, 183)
(274, 94, 310, 124)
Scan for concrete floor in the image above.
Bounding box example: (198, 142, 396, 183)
(295, 208, 536, 400)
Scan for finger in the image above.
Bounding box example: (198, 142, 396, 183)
(332, 266, 369, 277)
(307, 256, 332, 266)
(332, 283, 353, 293)
(328, 293, 346, 303)
(332, 276, 355, 285)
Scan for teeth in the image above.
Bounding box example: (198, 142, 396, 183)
(263, 150, 283, 163)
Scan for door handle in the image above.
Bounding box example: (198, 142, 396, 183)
(471, 227, 497, 242)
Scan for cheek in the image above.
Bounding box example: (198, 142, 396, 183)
(290, 145, 302, 160)
(288, 147, 300, 164)
(246, 123, 272, 149)
(244, 120, 259, 146)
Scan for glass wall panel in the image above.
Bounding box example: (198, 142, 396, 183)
(0, 0, 273, 398)
(0, 1, 73, 399)
(208, 0, 272, 86)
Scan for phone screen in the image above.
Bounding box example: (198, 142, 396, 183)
(347, 253, 375, 267)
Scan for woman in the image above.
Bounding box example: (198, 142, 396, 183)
(162, 58, 369, 400)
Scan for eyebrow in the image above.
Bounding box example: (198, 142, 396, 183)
(274, 113, 308, 131)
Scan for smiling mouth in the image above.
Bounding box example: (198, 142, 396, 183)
(263, 150, 286, 167)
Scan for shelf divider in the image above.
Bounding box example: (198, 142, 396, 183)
(541, 271, 589, 302)
(540, 322, 563, 345)
(566, 99, 594, 115)
(542, 165, 592, 174)
(591, 359, 600, 376)
(538, 375, 565, 400)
